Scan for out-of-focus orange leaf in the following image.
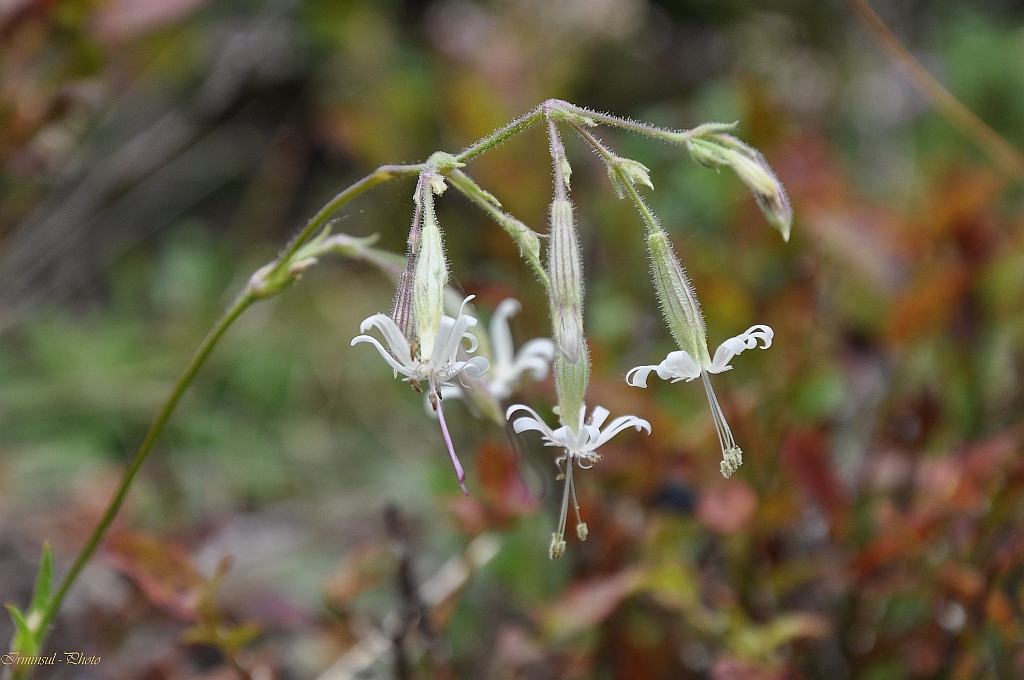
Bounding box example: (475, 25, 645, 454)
(985, 590, 1016, 635)
(885, 262, 969, 344)
(851, 524, 921, 577)
(103, 530, 205, 620)
(926, 167, 1003, 242)
(939, 563, 984, 602)
(541, 568, 644, 641)
(697, 480, 757, 535)
(781, 428, 848, 535)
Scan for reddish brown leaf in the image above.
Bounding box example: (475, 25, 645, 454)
(542, 568, 644, 641)
(781, 428, 848, 535)
(698, 479, 758, 535)
(103, 530, 205, 620)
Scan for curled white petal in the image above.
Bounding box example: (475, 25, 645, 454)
(506, 403, 560, 442)
(454, 356, 490, 383)
(351, 334, 415, 377)
(508, 403, 650, 460)
(626, 364, 659, 388)
(593, 415, 652, 449)
(627, 349, 702, 387)
(511, 338, 554, 381)
(660, 350, 703, 382)
(490, 298, 521, 367)
(709, 324, 774, 374)
(357, 314, 413, 367)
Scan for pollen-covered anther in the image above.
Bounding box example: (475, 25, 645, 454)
(576, 522, 589, 541)
(550, 533, 567, 560)
(720, 446, 743, 478)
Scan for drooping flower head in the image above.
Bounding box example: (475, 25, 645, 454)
(626, 227, 773, 477)
(351, 170, 488, 495)
(506, 403, 650, 558)
(501, 115, 651, 559)
(425, 297, 554, 426)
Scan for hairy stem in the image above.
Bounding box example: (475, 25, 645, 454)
(555, 100, 693, 143)
(455, 106, 546, 163)
(570, 121, 662, 234)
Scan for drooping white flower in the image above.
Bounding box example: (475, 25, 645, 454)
(352, 296, 489, 495)
(483, 299, 555, 401)
(506, 402, 650, 558)
(626, 325, 773, 477)
(423, 298, 554, 423)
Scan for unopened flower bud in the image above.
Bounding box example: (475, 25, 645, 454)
(686, 133, 792, 242)
(607, 157, 654, 199)
(548, 198, 589, 421)
(647, 228, 710, 366)
(413, 172, 449, 357)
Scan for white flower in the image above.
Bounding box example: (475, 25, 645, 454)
(626, 324, 773, 477)
(423, 298, 554, 423)
(506, 402, 650, 558)
(351, 296, 489, 495)
(482, 298, 555, 401)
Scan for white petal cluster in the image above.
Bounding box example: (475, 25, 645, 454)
(352, 296, 490, 496)
(627, 324, 773, 478)
(351, 296, 490, 390)
(484, 299, 555, 401)
(506, 402, 650, 558)
(626, 325, 773, 386)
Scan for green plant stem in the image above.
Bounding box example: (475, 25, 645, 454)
(276, 164, 424, 271)
(455, 106, 546, 163)
(556, 100, 692, 143)
(35, 290, 255, 639)
(569, 121, 662, 233)
(27, 163, 423, 659)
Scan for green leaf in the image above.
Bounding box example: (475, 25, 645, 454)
(29, 542, 53, 615)
(6, 604, 34, 654)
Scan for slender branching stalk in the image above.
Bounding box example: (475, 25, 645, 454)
(9, 100, 726, 668)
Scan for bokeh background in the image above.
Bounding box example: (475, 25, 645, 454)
(3, 0, 1024, 678)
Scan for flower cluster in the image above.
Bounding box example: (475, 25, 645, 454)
(349, 103, 791, 557)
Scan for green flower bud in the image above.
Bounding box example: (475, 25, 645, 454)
(413, 172, 449, 357)
(548, 198, 589, 424)
(686, 132, 792, 242)
(607, 157, 654, 199)
(647, 228, 710, 366)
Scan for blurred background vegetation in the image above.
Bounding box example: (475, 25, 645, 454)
(3, 0, 1024, 678)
